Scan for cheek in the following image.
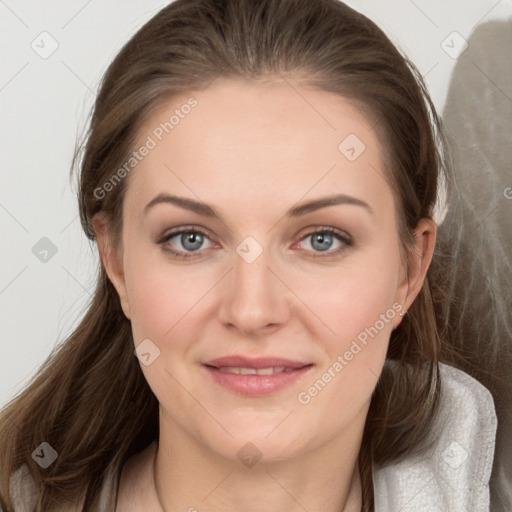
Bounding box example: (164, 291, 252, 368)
(125, 266, 168, 343)
(122, 235, 214, 343)
(291, 247, 401, 351)
(123, 255, 206, 401)
(290, 246, 400, 412)
(293, 286, 396, 436)
(126, 271, 204, 347)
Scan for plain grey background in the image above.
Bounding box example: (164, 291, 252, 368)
(1, 0, 511, 408)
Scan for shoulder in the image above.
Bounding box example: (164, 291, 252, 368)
(6, 462, 114, 512)
(4, 443, 156, 512)
(372, 363, 497, 512)
(6, 464, 38, 512)
(116, 441, 158, 510)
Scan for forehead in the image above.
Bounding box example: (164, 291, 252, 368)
(124, 77, 394, 220)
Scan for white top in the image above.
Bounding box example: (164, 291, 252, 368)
(372, 363, 497, 512)
(7, 363, 497, 511)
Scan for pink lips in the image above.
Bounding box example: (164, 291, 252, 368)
(202, 355, 313, 397)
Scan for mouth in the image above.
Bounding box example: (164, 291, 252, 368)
(212, 366, 300, 375)
(202, 356, 314, 396)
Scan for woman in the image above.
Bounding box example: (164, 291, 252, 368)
(0, 0, 502, 510)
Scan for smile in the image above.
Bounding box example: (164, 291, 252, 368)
(217, 366, 291, 375)
(202, 358, 314, 396)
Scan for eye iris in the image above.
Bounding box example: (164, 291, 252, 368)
(311, 233, 332, 251)
(181, 232, 203, 251)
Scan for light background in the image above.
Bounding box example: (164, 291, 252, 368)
(1, 0, 511, 408)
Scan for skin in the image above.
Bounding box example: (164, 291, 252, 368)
(93, 77, 436, 511)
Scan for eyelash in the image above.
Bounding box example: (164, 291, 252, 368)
(157, 226, 353, 260)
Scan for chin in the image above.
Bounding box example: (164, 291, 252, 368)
(210, 425, 316, 467)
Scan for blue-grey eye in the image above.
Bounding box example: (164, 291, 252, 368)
(299, 229, 350, 256)
(310, 232, 334, 251)
(179, 232, 204, 251)
(158, 228, 215, 259)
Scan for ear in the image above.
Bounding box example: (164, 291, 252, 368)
(92, 213, 131, 319)
(394, 218, 436, 326)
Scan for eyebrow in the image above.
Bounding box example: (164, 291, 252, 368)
(143, 193, 374, 218)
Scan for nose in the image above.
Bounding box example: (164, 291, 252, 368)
(217, 244, 291, 336)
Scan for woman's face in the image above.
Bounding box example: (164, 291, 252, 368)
(98, 77, 427, 463)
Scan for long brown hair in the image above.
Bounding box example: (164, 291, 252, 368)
(0, 0, 494, 510)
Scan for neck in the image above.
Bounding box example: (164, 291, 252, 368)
(152, 413, 364, 512)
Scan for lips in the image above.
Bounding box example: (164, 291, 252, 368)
(204, 355, 310, 369)
(202, 355, 313, 396)
(216, 366, 288, 375)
